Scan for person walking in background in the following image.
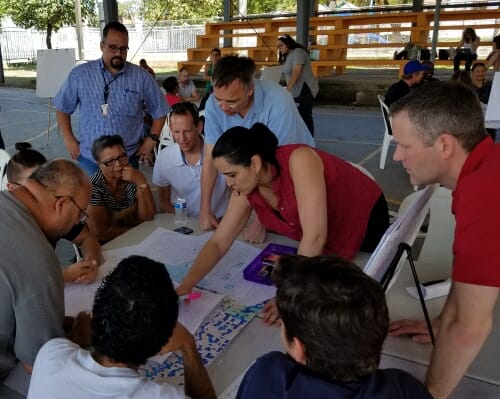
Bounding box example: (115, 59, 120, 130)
(454, 27, 480, 72)
(277, 34, 319, 135)
(53, 22, 167, 175)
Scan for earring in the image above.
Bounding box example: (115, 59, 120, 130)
(255, 175, 260, 184)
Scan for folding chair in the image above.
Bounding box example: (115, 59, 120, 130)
(0, 149, 11, 191)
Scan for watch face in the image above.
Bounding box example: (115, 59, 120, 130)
(149, 134, 159, 142)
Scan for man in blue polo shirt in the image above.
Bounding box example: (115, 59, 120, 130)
(200, 55, 315, 237)
(53, 22, 168, 175)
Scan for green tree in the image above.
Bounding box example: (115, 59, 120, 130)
(0, 0, 97, 49)
(141, 0, 223, 22)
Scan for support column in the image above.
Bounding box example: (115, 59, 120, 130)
(223, 0, 233, 48)
(297, 0, 313, 47)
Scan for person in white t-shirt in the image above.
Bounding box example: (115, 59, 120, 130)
(153, 102, 229, 218)
(27, 255, 216, 399)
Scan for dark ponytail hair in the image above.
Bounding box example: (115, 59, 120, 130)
(212, 123, 281, 176)
(6, 142, 47, 183)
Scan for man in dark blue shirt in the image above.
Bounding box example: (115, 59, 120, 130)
(236, 255, 432, 399)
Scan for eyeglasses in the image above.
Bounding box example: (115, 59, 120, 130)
(100, 153, 128, 167)
(213, 99, 240, 109)
(104, 42, 129, 54)
(55, 195, 89, 224)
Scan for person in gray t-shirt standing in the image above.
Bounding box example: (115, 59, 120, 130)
(278, 34, 319, 135)
(0, 160, 92, 393)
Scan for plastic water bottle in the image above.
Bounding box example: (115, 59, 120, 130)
(174, 196, 187, 226)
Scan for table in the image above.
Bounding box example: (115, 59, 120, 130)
(101, 214, 500, 398)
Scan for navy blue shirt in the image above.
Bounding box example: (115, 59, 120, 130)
(236, 352, 432, 399)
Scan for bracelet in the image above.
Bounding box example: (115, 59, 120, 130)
(137, 183, 149, 189)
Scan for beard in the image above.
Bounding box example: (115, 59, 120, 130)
(110, 56, 125, 70)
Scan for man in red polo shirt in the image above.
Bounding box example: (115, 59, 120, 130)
(388, 81, 500, 399)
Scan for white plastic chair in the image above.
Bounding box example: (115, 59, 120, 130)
(259, 65, 283, 84)
(377, 94, 393, 170)
(154, 115, 174, 157)
(416, 186, 454, 268)
(0, 149, 11, 191)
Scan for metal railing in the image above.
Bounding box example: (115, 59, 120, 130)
(0, 24, 205, 63)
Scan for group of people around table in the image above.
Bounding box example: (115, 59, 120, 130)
(1, 20, 499, 399)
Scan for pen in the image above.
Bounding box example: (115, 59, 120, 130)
(179, 292, 202, 301)
(73, 244, 83, 262)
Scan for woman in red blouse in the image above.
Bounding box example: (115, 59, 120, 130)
(178, 123, 389, 322)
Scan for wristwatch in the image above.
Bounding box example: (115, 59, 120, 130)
(148, 133, 160, 142)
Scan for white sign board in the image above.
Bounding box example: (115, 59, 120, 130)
(485, 71, 500, 123)
(36, 49, 76, 98)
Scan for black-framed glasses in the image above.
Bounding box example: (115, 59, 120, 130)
(100, 153, 128, 167)
(55, 195, 89, 224)
(104, 42, 129, 54)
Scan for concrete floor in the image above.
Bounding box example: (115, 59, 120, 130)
(2, 86, 500, 398)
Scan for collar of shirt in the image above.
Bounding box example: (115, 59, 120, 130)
(173, 143, 203, 168)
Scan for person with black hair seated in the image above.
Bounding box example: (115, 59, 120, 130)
(177, 123, 389, 324)
(27, 255, 216, 399)
(236, 255, 433, 399)
(5, 142, 102, 284)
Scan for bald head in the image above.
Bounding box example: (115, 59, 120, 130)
(30, 159, 89, 197)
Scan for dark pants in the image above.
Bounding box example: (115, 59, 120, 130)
(294, 83, 315, 136)
(454, 52, 477, 72)
(360, 194, 390, 253)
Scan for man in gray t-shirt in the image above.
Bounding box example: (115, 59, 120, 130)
(0, 160, 92, 389)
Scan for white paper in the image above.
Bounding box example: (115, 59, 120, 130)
(363, 184, 438, 288)
(112, 228, 273, 306)
(64, 260, 223, 335)
(405, 279, 451, 301)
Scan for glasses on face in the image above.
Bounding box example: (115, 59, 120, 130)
(55, 195, 89, 224)
(104, 42, 129, 54)
(100, 153, 128, 167)
(213, 98, 240, 109)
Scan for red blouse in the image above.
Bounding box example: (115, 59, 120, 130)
(247, 145, 382, 259)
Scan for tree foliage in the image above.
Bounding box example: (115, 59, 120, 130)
(141, 0, 223, 22)
(0, 0, 97, 48)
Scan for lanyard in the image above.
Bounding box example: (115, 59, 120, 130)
(101, 70, 121, 104)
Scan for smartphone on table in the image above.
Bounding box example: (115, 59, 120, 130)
(173, 226, 194, 235)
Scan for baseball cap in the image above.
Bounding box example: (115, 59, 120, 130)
(403, 60, 429, 75)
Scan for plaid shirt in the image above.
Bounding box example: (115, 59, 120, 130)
(54, 58, 168, 159)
